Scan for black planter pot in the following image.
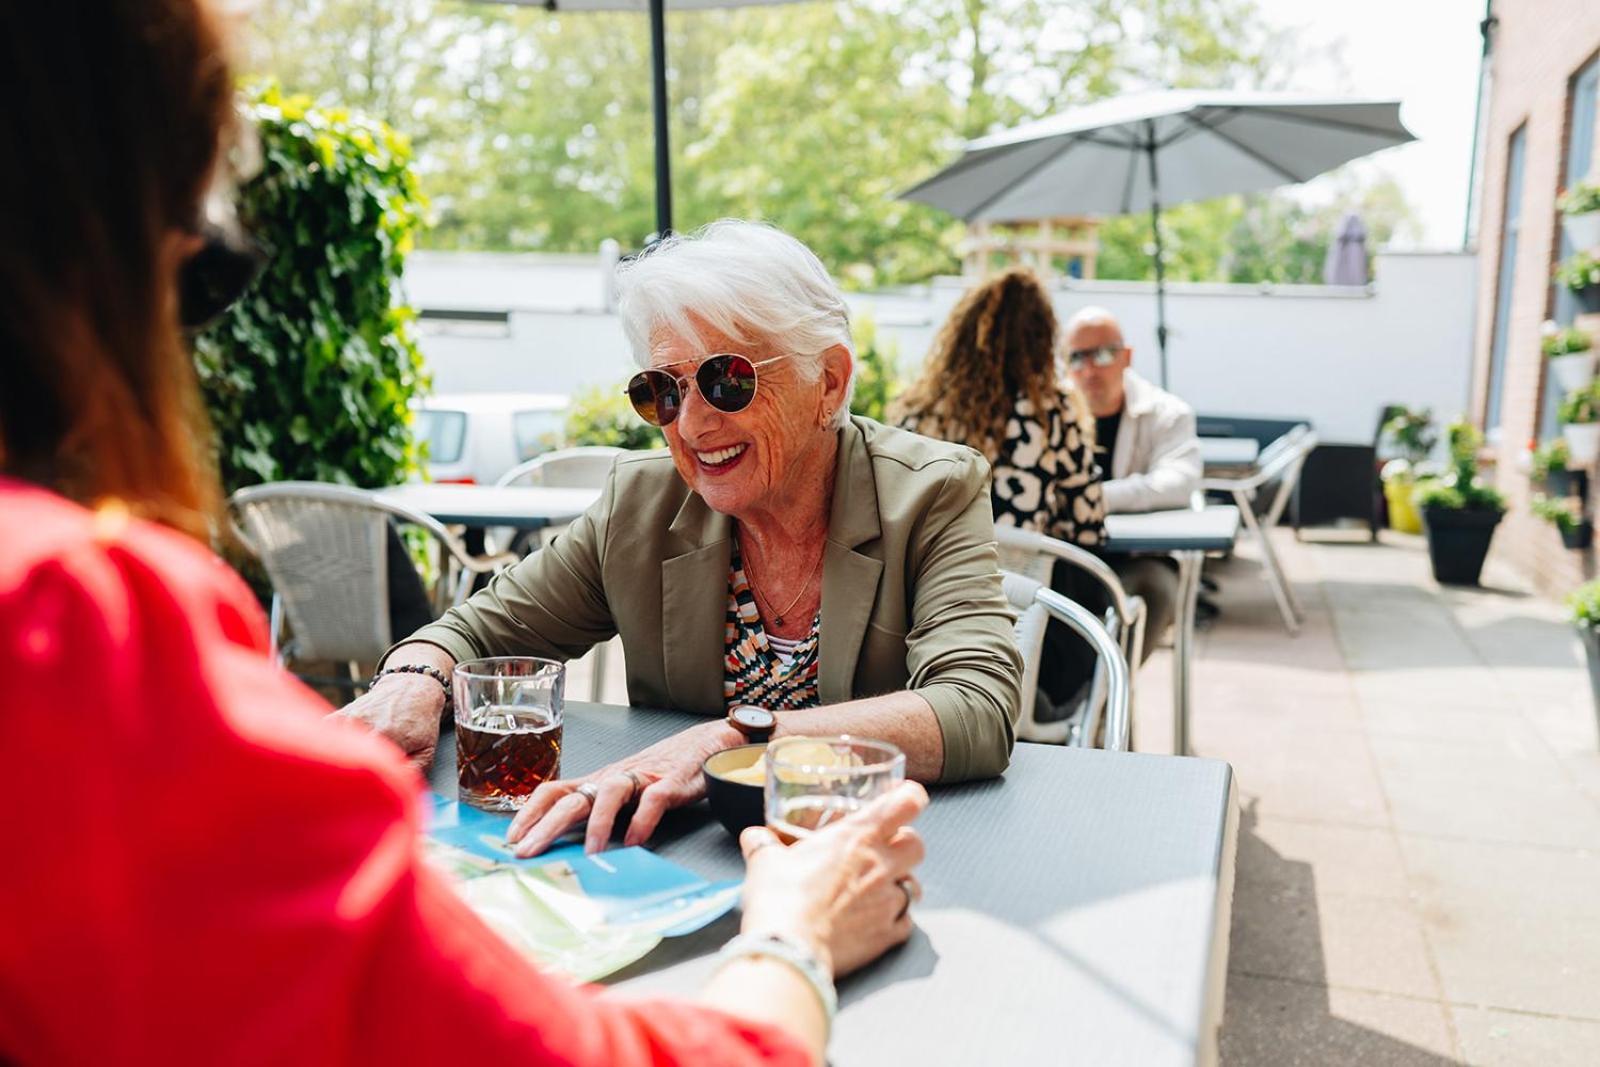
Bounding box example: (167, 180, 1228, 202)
(1579, 624, 1600, 746)
(1420, 506, 1503, 585)
(1575, 284, 1600, 315)
(1563, 521, 1595, 550)
(1546, 468, 1590, 501)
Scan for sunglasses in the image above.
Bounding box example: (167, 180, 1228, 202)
(626, 353, 788, 427)
(1066, 346, 1124, 370)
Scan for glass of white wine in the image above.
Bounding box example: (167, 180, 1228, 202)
(763, 736, 906, 844)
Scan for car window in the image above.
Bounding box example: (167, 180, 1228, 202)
(415, 410, 468, 464)
(513, 410, 565, 462)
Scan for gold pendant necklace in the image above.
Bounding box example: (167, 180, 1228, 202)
(744, 542, 824, 627)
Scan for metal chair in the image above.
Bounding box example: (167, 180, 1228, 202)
(229, 482, 517, 688)
(1001, 571, 1129, 751)
(994, 525, 1147, 717)
(1201, 424, 1318, 634)
(497, 446, 626, 701)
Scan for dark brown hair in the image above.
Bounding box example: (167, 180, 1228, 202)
(0, 0, 234, 539)
(892, 267, 1073, 460)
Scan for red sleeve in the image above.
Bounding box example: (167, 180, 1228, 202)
(0, 485, 808, 1067)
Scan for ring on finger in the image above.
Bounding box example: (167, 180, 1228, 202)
(623, 769, 644, 801)
(575, 782, 601, 807)
(895, 877, 917, 921)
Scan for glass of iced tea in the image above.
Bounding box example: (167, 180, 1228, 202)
(763, 736, 905, 844)
(453, 657, 565, 812)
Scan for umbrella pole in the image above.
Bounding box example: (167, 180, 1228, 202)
(648, 0, 673, 241)
(1144, 130, 1170, 390)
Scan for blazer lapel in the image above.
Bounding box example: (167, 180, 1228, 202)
(662, 491, 732, 713)
(819, 422, 884, 704)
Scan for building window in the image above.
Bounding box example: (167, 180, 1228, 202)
(1485, 124, 1527, 433)
(1542, 54, 1600, 438)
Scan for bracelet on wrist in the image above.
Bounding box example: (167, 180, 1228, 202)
(715, 932, 837, 1032)
(371, 663, 452, 709)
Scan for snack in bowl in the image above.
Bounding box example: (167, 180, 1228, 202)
(701, 738, 857, 838)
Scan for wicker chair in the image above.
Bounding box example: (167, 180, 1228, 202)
(229, 482, 517, 688)
(1001, 570, 1130, 751)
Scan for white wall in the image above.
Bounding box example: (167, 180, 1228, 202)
(405, 250, 1478, 444)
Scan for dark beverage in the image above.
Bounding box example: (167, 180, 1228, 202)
(456, 705, 562, 811)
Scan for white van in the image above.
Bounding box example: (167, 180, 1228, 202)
(412, 392, 569, 485)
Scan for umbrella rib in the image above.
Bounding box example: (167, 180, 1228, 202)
(960, 135, 1089, 222)
(1180, 113, 1304, 184)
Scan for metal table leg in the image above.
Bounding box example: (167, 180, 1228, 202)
(1231, 488, 1301, 635)
(1173, 549, 1204, 756)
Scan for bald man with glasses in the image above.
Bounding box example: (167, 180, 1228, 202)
(1063, 307, 1201, 661)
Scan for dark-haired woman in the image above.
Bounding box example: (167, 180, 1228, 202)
(0, 3, 926, 1063)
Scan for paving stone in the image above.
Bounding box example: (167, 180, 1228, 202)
(1450, 1006, 1600, 1067)
(1220, 973, 1457, 1066)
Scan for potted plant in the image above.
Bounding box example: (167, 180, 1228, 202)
(1416, 419, 1506, 585)
(1377, 408, 1436, 534)
(1560, 381, 1600, 466)
(1557, 249, 1600, 315)
(1559, 180, 1600, 252)
(1532, 437, 1585, 498)
(1532, 494, 1592, 549)
(1542, 320, 1595, 392)
(1568, 578, 1600, 743)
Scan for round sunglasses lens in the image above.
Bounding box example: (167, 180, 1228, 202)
(697, 355, 757, 413)
(627, 372, 680, 426)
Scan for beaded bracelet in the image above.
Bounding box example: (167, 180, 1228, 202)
(371, 663, 452, 709)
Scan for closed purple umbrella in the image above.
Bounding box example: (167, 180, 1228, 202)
(1324, 212, 1370, 285)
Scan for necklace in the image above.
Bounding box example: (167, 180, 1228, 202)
(743, 541, 824, 627)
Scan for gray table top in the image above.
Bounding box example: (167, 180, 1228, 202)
(429, 702, 1237, 1066)
(374, 484, 601, 529)
(1104, 505, 1241, 554)
(1199, 437, 1260, 469)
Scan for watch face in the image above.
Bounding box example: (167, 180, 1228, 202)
(731, 705, 776, 731)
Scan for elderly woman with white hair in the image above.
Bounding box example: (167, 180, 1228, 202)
(341, 219, 1022, 857)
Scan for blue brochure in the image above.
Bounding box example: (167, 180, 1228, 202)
(423, 794, 741, 979)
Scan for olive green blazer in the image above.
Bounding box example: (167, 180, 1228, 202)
(401, 416, 1022, 782)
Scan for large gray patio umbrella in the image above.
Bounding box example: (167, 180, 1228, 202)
(900, 90, 1416, 387)
(478, 0, 811, 240)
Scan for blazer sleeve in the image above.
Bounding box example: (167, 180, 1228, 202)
(1102, 402, 1202, 514)
(388, 467, 619, 668)
(904, 451, 1024, 782)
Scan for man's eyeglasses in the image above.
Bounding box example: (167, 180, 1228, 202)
(1066, 346, 1125, 370)
(625, 353, 788, 427)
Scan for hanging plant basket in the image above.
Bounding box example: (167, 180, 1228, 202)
(1565, 212, 1600, 252)
(1564, 422, 1600, 466)
(1549, 350, 1596, 393)
(1563, 521, 1594, 550)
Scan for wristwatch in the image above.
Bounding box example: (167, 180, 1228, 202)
(727, 704, 777, 743)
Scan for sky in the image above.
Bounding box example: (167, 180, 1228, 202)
(1252, 0, 1486, 250)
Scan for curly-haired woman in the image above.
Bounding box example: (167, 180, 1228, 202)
(893, 267, 1105, 549)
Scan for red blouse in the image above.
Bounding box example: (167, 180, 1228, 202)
(0, 479, 807, 1067)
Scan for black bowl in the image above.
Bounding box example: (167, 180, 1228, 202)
(702, 743, 768, 839)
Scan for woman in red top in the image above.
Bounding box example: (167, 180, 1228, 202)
(0, 3, 926, 1064)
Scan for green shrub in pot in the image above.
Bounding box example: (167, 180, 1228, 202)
(1416, 419, 1505, 585)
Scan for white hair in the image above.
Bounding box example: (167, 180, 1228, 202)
(1065, 305, 1122, 335)
(614, 220, 856, 427)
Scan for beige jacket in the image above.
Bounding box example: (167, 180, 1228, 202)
(400, 416, 1023, 782)
(1103, 369, 1203, 513)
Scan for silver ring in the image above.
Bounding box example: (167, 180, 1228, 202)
(623, 770, 644, 801)
(895, 877, 916, 921)
(575, 782, 600, 806)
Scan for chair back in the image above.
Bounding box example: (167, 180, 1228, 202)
(1001, 571, 1131, 751)
(498, 446, 625, 489)
(230, 483, 395, 663)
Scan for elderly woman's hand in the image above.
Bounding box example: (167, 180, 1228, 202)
(738, 781, 928, 977)
(506, 720, 741, 857)
(331, 674, 445, 767)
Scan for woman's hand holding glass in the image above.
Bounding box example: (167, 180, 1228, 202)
(505, 719, 740, 857)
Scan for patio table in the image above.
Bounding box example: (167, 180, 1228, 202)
(373, 483, 601, 531)
(1198, 437, 1259, 475)
(427, 701, 1238, 1067)
(1105, 506, 1241, 756)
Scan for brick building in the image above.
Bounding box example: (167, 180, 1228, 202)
(1471, 2, 1600, 593)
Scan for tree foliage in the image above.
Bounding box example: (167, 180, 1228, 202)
(241, 0, 1417, 288)
(193, 83, 429, 493)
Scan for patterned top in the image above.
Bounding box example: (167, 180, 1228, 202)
(901, 389, 1106, 548)
(723, 545, 822, 710)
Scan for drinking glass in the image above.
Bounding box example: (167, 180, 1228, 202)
(763, 736, 906, 843)
(453, 657, 565, 812)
